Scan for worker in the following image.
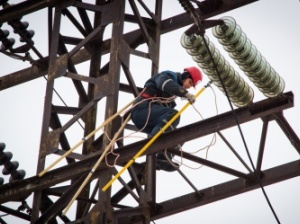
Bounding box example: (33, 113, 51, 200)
(131, 66, 203, 172)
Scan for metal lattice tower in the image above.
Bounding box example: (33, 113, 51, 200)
(0, 0, 300, 223)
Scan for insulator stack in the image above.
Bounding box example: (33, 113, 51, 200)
(178, 0, 195, 13)
(181, 33, 254, 107)
(0, 26, 15, 51)
(0, 1, 9, 7)
(12, 20, 35, 43)
(0, 142, 26, 183)
(212, 16, 285, 98)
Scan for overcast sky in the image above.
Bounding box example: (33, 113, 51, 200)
(1, 0, 300, 223)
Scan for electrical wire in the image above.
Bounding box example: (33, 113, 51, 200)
(200, 32, 281, 224)
(188, 84, 218, 155)
(20, 51, 82, 132)
(41, 75, 85, 130)
(2, 49, 78, 131)
(160, 82, 219, 170)
(163, 82, 218, 170)
(178, 5, 280, 219)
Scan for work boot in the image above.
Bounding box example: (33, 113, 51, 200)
(156, 149, 180, 172)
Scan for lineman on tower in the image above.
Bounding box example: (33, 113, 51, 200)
(131, 66, 203, 172)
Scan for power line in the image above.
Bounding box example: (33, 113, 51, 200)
(201, 32, 281, 224)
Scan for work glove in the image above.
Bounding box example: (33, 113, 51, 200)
(185, 92, 196, 104)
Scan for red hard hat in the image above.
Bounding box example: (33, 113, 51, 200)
(184, 66, 203, 86)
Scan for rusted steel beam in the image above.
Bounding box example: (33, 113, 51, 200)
(128, 0, 151, 46)
(170, 149, 254, 180)
(160, 0, 258, 34)
(119, 40, 140, 97)
(0, 65, 48, 90)
(144, 0, 164, 213)
(113, 206, 145, 223)
(0, 0, 258, 91)
(34, 174, 88, 224)
(62, 8, 89, 36)
(111, 164, 145, 204)
(112, 168, 141, 204)
(49, 113, 76, 164)
(150, 159, 300, 221)
(40, 98, 101, 158)
(58, 37, 90, 104)
(90, 0, 127, 222)
(0, 0, 256, 25)
(256, 118, 270, 172)
(75, 4, 93, 34)
(217, 131, 252, 173)
(107, 161, 300, 223)
(0, 205, 31, 221)
(273, 112, 300, 154)
(0, 0, 75, 23)
(30, 5, 64, 222)
(148, 92, 294, 156)
(0, 92, 294, 204)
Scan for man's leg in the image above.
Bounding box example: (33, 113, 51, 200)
(149, 106, 180, 137)
(155, 119, 183, 172)
(132, 102, 180, 172)
(149, 108, 181, 172)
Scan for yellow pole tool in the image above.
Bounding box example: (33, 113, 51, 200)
(63, 114, 131, 215)
(102, 82, 210, 192)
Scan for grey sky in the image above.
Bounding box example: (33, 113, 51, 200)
(1, 0, 300, 223)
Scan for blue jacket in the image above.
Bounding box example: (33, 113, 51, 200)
(143, 70, 188, 108)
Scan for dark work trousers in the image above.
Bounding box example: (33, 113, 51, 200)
(131, 98, 180, 138)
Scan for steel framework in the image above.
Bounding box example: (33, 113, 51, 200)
(0, 0, 300, 223)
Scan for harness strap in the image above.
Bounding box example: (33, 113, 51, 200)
(141, 92, 153, 99)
